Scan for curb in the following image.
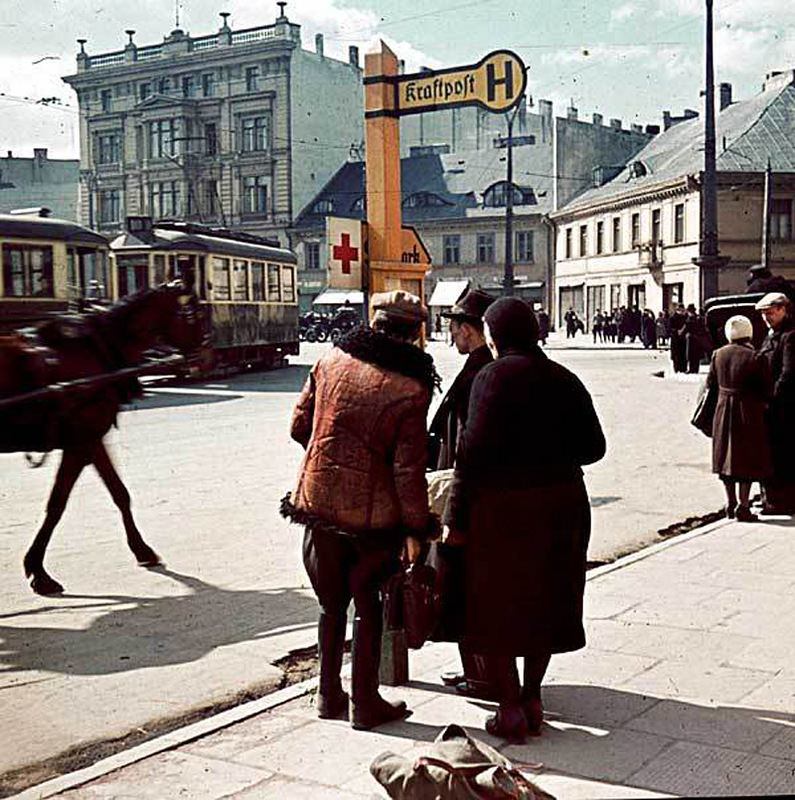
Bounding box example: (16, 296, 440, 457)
(12, 514, 734, 799)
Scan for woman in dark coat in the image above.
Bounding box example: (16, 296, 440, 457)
(707, 315, 773, 521)
(445, 297, 606, 742)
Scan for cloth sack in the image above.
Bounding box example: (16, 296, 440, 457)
(370, 723, 554, 799)
(691, 378, 717, 437)
(427, 468, 455, 518)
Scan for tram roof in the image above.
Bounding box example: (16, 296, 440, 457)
(0, 213, 108, 247)
(109, 227, 297, 263)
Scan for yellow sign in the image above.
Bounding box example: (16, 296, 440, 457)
(392, 50, 526, 116)
(400, 226, 431, 266)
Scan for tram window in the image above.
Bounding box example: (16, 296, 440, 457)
(116, 254, 149, 297)
(67, 249, 79, 298)
(267, 263, 281, 302)
(251, 262, 265, 301)
(213, 256, 231, 300)
(81, 250, 108, 298)
(281, 266, 295, 303)
(233, 259, 249, 300)
(153, 255, 166, 285)
(2, 244, 54, 297)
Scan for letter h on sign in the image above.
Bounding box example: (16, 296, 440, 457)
(487, 60, 514, 103)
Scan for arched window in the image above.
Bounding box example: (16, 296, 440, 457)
(483, 181, 531, 208)
(629, 161, 648, 179)
(312, 198, 334, 214)
(402, 191, 450, 209)
(350, 196, 364, 212)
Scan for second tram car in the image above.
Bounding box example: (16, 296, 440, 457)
(109, 217, 299, 372)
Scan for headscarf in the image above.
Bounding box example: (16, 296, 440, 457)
(483, 297, 539, 354)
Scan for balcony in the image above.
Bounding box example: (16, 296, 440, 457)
(638, 240, 663, 269)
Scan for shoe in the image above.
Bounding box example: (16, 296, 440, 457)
(725, 503, 737, 519)
(521, 697, 543, 736)
(736, 505, 758, 522)
(441, 670, 465, 687)
(351, 694, 410, 730)
(317, 689, 349, 720)
(485, 706, 528, 744)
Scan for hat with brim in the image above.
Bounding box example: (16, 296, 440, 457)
(440, 288, 495, 323)
(755, 292, 790, 310)
(371, 290, 427, 323)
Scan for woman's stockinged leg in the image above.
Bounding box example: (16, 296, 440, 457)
(522, 651, 550, 735)
(722, 476, 737, 517)
(483, 654, 528, 742)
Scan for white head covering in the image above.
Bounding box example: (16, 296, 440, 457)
(754, 292, 790, 310)
(724, 314, 753, 342)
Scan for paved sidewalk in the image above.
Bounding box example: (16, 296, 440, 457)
(17, 515, 795, 799)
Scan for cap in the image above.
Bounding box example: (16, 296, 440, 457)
(370, 290, 427, 323)
(724, 314, 753, 342)
(440, 289, 494, 323)
(755, 292, 790, 310)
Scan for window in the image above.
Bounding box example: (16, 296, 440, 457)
(245, 66, 260, 92)
(202, 72, 214, 97)
(483, 181, 526, 208)
(204, 180, 218, 216)
(148, 119, 178, 158)
(476, 233, 494, 263)
(212, 257, 230, 300)
(2, 244, 54, 297)
(312, 199, 334, 215)
(610, 283, 621, 310)
(579, 224, 588, 257)
(140, 82, 151, 101)
(674, 203, 685, 243)
(150, 180, 180, 218)
(652, 208, 662, 244)
(251, 262, 266, 300)
(565, 228, 572, 259)
(771, 199, 793, 241)
(402, 192, 449, 208)
(612, 217, 621, 252)
(282, 266, 295, 303)
(205, 123, 218, 156)
(305, 242, 320, 270)
(443, 234, 460, 265)
(97, 132, 121, 164)
(267, 263, 281, 301)
(242, 176, 267, 214)
(631, 213, 640, 248)
(232, 259, 248, 300)
(350, 196, 364, 213)
(153, 254, 166, 285)
(115, 254, 149, 296)
(515, 230, 534, 262)
(596, 221, 604, 254)
(182, 75, 196, 98)
(99, 189, 121, 224)
(241, 116, 270, 152)
(101, 90, 111, 112)
(158, 77, 170, 94)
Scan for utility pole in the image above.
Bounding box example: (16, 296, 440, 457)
(761, 158, 772, 269)
(692, 0, 729, 302)
(502, 101, 522, 296)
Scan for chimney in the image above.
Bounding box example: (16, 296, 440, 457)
(34, 148, 48, 162)
(315, 33, 324, 57)
(719, 82, 732, 111)
(567, 105, 578, 120)
(610, 118, 622, 130)
(348, 45, 359, 67)
(398, 59, 405, 75)
(645, 124, 660, 135)
(663, 110, 672, 130)
(592, 112, 603, 126)
(631, 123, 642, 133)
(6, 150, 11, 158)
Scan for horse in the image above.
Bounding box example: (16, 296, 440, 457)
(0, 281, 205, 596)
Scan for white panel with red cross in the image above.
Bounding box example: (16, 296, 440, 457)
(326, 216, 364, 290)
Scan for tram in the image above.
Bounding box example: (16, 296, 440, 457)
(0, 208, 109, 333)
(109, 217, 299, 372)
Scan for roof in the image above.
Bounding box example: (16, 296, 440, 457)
(428, 280, 469, 307)
(558, 76, 795, 215)
(293, 144, 554, 229)
(110, 227, 296, 263)
(312, 290, 364, 306)
(0, 213, 107, 247)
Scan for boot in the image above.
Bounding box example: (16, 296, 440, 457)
(316, 612, 349, 720)
(350, 614, 409, 730)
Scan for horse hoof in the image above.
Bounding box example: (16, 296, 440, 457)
(30, 574, 64, 596)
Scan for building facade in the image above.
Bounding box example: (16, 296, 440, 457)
(62, 7, 363, 243)
(0, 149, 79, 220)
(552, 71, 795, 325)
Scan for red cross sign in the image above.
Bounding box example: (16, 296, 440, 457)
(332, 232, 359, 275)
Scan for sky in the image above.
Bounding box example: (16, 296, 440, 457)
(0, 0, 792, 160)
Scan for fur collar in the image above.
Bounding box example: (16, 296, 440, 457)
(336, 326, 441, 393)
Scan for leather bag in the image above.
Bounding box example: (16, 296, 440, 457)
(370, 723, 555, 799)
(382, 562, 441, 650)
(691, 378, 717, 437)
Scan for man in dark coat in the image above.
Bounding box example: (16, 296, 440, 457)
(536, 308, 550, 345)
(756, 292, 795, 513)
(669, 304, 687, 373)
(445, 297, 606, 742)
(428, 289, 494, 700)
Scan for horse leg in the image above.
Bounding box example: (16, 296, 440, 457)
(24, 449, 88, 595)
(91, 442, 161, 568)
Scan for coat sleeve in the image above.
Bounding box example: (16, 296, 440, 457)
(775, 331, 795, 400)
(393, 391, 433, 537)
(290, 367, 316, 449)
(567, 374, 607, 466)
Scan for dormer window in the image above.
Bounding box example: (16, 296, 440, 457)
(350, 196, 364, 212)
(312, 199, 333, 214)
(483, 181, 534, 208)
(402, 191, 450, 209)
(629, 161, 647, 179)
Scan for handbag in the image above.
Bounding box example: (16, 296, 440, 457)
(691, 378, 717, 437)
(371, 723, 554, 799)
(382, 561, 441, 650)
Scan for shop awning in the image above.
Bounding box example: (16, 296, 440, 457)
(428, 280, 469, 307)
(313, 290, 364, 306)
